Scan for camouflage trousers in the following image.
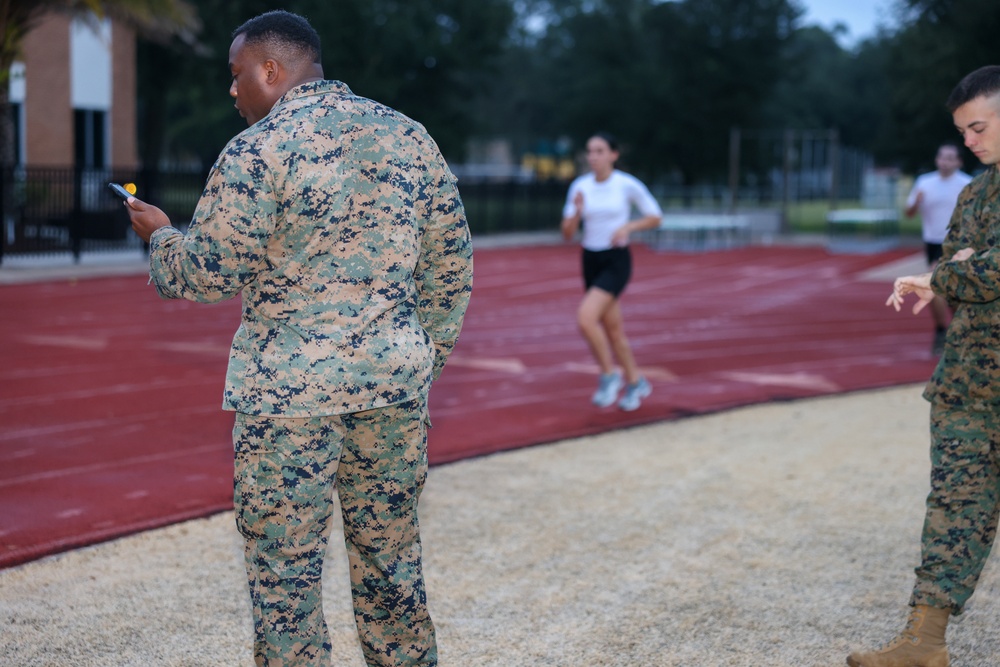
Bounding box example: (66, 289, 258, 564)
(910, 401, 1000, 614)
(233, 398, 437, 666)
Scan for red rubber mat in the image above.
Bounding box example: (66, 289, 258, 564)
(0, 244, 936, 568)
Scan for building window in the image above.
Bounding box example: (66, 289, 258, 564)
(74, 109, 106, 169)
(10, 102, 22, 166)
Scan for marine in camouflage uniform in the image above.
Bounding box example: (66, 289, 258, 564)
(125, 11, 471, 667)
(915, 164, 1000, 615)
(849, 66, 1000, 667)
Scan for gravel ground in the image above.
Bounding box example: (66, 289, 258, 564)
(3, 384, 999, 667)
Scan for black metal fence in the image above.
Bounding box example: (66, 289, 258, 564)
(457, 178, 567, 235)
(0, 166, 208, 264)
(0, 164, 877, 264)
(0, 168, 576, 264)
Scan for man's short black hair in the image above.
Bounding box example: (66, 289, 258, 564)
(946, 65, 1000, 113)
(233, 10, 321, 64)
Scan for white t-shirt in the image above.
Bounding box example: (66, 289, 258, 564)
(907, 170, 972, 243)
(562, 170, 662, 251)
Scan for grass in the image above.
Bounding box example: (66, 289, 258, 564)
(785, 200, 922, 238)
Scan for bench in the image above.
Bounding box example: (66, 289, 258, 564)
(644, 213, 751, 252)
(826, 209, 899, 253)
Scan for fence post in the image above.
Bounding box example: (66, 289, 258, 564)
(70, 166, 83, 262)
(781, 129, 794, 233)
(727, 127, 740, 214)
(829, 128, 840, 211)
(0, 165, 5, 266)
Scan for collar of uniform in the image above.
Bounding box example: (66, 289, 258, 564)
(272, 80, 353, 111)
(988, 164, 1000, 186)
(982, 164, 1000, 201)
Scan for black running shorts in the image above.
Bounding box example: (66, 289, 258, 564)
(925, 242, 943, 266)
(582, 247, 632, 297)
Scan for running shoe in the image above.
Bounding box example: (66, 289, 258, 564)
(618, 377, 651, 411)
(592, 372, 623, 407)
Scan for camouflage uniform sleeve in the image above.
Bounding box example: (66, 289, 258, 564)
(149, 147, 275, 303)
(931, 250, 1000, 304)
(931, 177, 1000, 304)
(415, 165, 473, 382)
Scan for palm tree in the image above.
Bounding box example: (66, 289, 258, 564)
(0, 0, 200, 167)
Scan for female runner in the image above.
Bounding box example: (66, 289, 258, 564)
(560, 132, 662, 411)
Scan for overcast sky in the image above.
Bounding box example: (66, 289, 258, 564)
(799, 0, 897, 44)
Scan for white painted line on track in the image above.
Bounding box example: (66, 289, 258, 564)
(21, 334, 109, 351)
(446, 355, 527, 373)
(719, 371, 840, 392)
(0, 406, 222, 442)
(0, 443, 223, 489)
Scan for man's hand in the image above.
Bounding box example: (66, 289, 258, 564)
(123, 197, 172, 243)
(950, 247, 975, 262)
(886, 272, 935, 314)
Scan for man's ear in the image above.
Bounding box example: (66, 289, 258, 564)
(264, 59, 281, 84)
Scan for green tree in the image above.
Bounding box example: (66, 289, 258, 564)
(655, 0, 801, 184)
(886, 0, 1000, 172)
(758, 26, 893, 158)
(137, 0, 514, 167)
(492, 0, 800, 183)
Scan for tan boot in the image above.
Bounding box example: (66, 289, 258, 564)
(846, 605, 950, 667)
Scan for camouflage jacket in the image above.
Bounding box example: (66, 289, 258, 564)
(148, 80, 473, 417)
(926, 165, 1000, 409)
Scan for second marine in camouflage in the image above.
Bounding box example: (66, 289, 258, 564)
(852, 65, 1000, 667)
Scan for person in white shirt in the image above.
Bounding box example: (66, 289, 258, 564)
(905, 142, 972, 355)
(560, 132, 663, 411)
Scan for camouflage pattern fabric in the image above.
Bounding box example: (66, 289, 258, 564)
(146, 80, 471, 665)
(147, 80, 473, 417)
(235, 398, 435, 666)
(911, 402, 1000, 614)
(925, 165, 1000, 410)
(909, 165, 1000, 614)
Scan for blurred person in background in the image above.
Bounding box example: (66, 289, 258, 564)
(904, 142, 972, 356)
(560, 132, 662, 412)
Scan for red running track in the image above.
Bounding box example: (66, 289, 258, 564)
(0, 243, 937, 568)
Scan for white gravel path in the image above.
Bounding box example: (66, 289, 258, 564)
(3, 384, 999, 666)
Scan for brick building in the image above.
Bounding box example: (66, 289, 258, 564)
(0, 11, 140, 260)
(11, 11, 138, 170)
